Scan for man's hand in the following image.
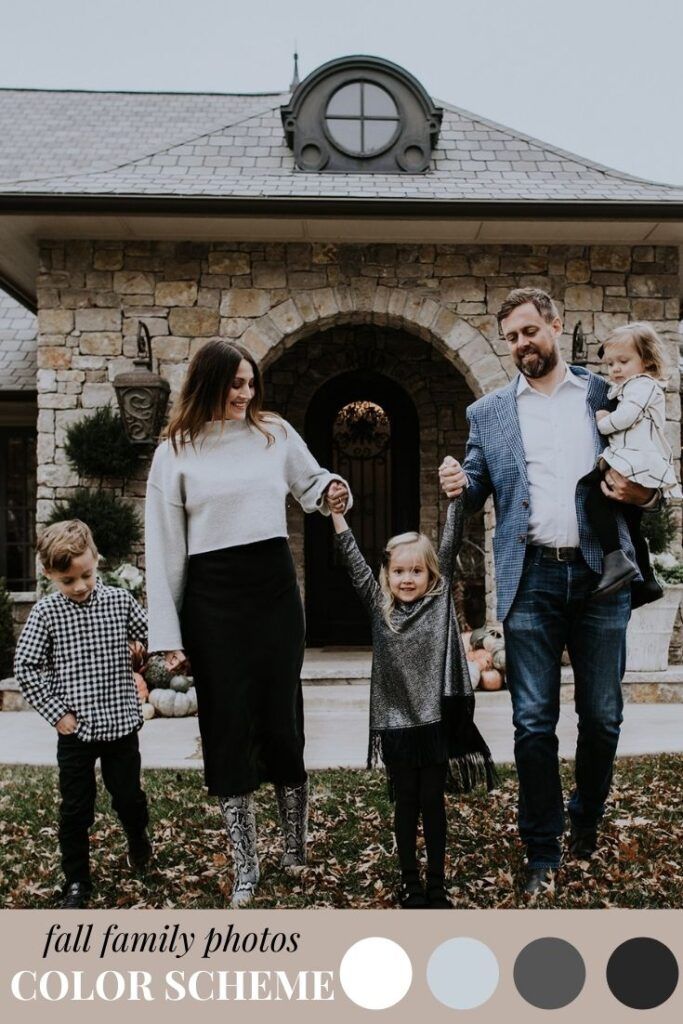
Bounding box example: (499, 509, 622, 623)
(164, 649, 186, 673)
(439, 456, 467, 498)
(595, 409, 609, 423)
(601, 468, 655, 506)
(325, 481, 349, 514)
(56, 712, 78, 735)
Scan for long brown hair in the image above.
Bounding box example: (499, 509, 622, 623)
(163, 340, 277, 451)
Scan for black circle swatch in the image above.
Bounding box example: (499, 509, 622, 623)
(514, 937, 586, 1009)
(606, 937, 679, 1010)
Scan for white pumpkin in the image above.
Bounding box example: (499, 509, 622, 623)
(172, 692, 192, 717)
(141, 702, 155, 720)
(467, 659, 481, 688)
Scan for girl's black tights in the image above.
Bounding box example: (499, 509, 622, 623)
(390, 762, 448, 880)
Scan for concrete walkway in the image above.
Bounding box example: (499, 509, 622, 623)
(2, 687, 683, 770)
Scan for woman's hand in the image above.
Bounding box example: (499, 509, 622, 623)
(325, 481, 349, 514)
(164, 649, 186, 673)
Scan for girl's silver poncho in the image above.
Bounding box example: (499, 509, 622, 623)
(334, 496, 496, 792)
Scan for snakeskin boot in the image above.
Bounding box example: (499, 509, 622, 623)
(219, 794, 260, 907)
(274, 780, 308, 872)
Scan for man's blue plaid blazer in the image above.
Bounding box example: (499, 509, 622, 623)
(462, 364, 638, 621)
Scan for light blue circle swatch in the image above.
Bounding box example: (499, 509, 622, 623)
(427, 937, 499, 1009)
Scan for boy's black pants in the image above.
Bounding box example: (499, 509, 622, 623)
(57, 729, 149, 886)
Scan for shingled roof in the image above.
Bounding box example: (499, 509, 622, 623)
(0, 291, 37, 391)
(1, 88, 682, 203)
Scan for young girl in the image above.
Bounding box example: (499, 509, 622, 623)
(581, 322, 681, 601)
(331, 496, 496, 910)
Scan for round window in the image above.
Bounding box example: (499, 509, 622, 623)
(325, 82, 400, 157)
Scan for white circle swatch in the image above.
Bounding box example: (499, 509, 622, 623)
(427, 937, 499, 1009)
(339, 937, 413, 1010)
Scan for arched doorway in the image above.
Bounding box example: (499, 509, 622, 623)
(304, 370, 419, 644)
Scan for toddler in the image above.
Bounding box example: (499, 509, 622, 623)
(14, 519, 151, 908)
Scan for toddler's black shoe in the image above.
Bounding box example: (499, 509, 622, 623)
(125, 828, 153, 872)
(398, 870, 427, 909)
(591, 551, 639, 599)
(60, 882, 92, 909)
(426, 873, 453, 909)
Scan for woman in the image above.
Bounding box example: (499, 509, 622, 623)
(144, 340, 350, 906)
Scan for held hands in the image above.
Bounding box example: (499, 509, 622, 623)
(601, 468, 656, 506)
(324, 481, 349, 514)
(439, 455, 467, 498)
(56, 712, 78, 735)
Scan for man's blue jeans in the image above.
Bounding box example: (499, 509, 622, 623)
(503, 547, 630, 869)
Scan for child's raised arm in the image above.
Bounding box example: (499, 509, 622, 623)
(331, 512, 381, 613)
(437, 494, 466, 582)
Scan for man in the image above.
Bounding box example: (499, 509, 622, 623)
(439, 288, 659, 897)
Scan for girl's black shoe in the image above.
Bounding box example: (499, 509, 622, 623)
(398, 871, 427, 909)
(426, 873, 453, 908)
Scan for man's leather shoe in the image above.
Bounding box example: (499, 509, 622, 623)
(592, 551, 639, 599)
(60, 882, 92, 909)
(523, 867, 556, 898)
(569, 822, 598, 859)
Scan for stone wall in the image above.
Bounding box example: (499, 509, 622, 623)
(35, 239, 682, 620)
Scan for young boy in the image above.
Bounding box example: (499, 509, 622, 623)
(14, 519, 151, 909)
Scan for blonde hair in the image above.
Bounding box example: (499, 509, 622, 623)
(601, 322, 668, 380)
(379, 532, 443, 632)
(37, 519, 99, 573)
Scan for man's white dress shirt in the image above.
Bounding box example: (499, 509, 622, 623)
(516, 366, 596, 549)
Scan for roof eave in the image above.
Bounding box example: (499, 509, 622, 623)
(2, 193, 683, 220)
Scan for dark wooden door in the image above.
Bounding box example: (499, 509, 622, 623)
(304, 371, 419, 645)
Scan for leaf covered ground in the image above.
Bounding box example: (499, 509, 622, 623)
(1, 755, 681, 909)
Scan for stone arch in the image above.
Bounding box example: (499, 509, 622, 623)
(242, 284, 513, 398)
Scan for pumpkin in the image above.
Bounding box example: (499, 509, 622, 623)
(133, 671, 148, 702)
(479, 668, 504, 691)
(148, 688, 177, 717)
(143, 655, 172, 689)
(466, 659, 481, 688)
(186, 688, 198, 715)
(469, 627, 489, 650)
(483, 633, 505, 654)
(469, 648, 493, 671)
(172, 692, 192, 717)
(141, 702, 155, 721)
(492, 648, 506, 672)
(170, 674, 192, 693)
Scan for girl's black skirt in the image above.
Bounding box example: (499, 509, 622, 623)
(180, 537, 307, 797)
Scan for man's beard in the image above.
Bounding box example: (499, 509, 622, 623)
(514, 344, 559, 379)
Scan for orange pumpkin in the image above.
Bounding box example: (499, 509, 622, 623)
(479, 669, 503, 691)
(469, 648, 493, 671)
(134, 671, 149, 703)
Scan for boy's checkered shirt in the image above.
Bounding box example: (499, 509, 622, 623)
(14, 579, 148, 742)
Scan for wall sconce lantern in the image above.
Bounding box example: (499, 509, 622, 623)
(572, 321, 588, 365)
(113, 323, 170, 447)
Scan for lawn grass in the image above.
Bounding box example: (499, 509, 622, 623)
(1, 755, 681, 909)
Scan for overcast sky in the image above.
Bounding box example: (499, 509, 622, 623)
(2, 0, 682, 185)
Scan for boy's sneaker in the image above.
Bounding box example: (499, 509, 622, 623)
(125, 828, 153, 872)
(60, 882, 92, 909)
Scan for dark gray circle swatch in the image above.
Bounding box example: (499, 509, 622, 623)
(607, 937, 678, 1010)
(513, 937, 585, 1009)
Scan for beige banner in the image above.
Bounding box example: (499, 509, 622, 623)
(1, 909, 681, 1023)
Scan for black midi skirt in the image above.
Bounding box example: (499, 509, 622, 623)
(180, 537, 307, 797)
